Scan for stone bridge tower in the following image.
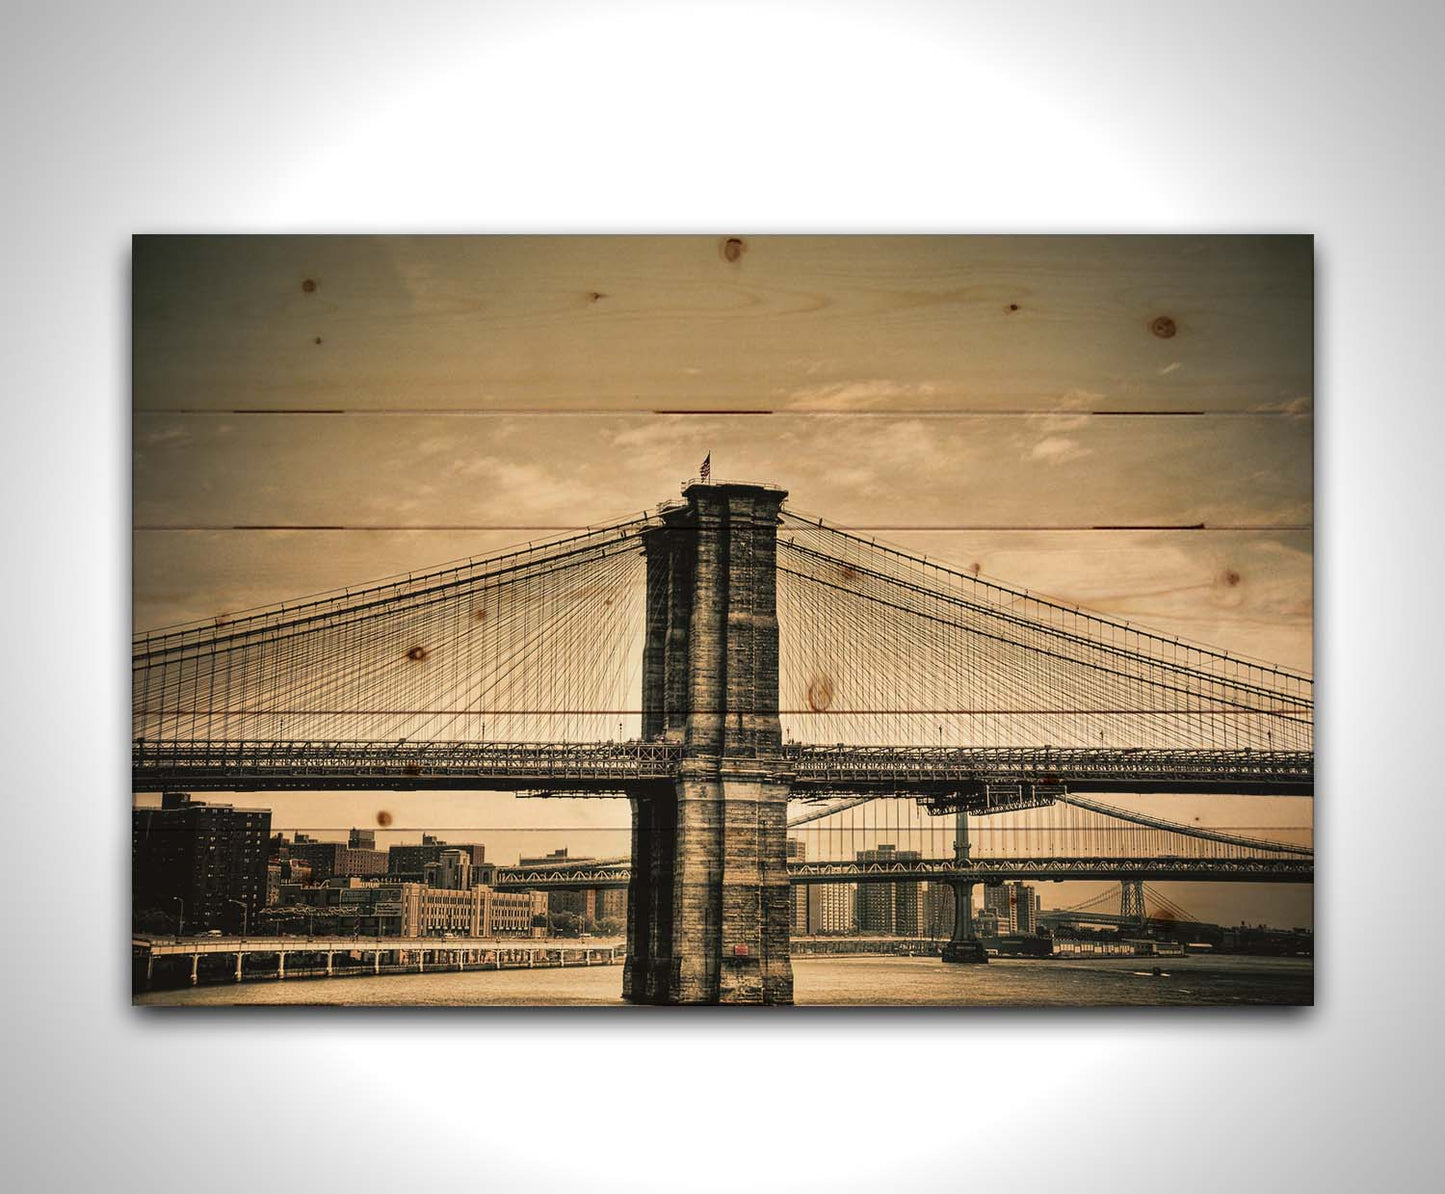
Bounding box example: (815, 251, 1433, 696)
(624, 481, 793, 1004)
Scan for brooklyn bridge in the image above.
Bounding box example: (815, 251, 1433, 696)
(132, 479, 1314, 1004)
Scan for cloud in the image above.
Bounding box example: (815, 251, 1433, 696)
(781, 379, 938, 411)
(1253, 395, 1313, 416)
(1027, 436, 1091, 465)
(1031, 391, 1104, 434)
(136, 424, 192, 449)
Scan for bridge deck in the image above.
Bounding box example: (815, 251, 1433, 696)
(792, 745, 1313, 797)
(133, 740, 1313, 797)
(132, 739, 680, 793)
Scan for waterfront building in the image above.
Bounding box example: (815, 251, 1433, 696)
(855, 845, 924, 936)
(786, 840, 821, 935)
(974, 909, 1005, 938)
(1010, 884, 1039, 935)
(273, 879, 545, 938)
(923, 882, 957, 938)
(133, 792, 271, 932)
(815, 883, 856, 935)
(982, 882, 1040, 935)
(478, 888, 548, 937)
(405, 884, 545, 937)
(404, 883, 479, 936)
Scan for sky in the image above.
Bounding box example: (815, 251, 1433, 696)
(132, 235, 1313, 927)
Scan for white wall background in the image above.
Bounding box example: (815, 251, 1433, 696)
(2, 2, 1439, 1190)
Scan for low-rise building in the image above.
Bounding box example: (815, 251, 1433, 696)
(595, 887, 628, 928)
(273, 878, 542, 938)
(285, 837, 388, 882)
(974, 909, 1006, 938)
(404, 883, 478, 936)
(480, 888, 548, 936)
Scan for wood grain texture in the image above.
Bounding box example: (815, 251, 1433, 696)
(134, 235, 1311, 414)
(133, 411, 1311, 528)
(131, 235, 1313, 679)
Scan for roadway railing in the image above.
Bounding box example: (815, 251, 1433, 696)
(133, 738, 1313, 797)
(132, 738, 680, 792)
(787, 745, 1314, 797)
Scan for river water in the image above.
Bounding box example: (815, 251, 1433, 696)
(135, 954, 1311, 1007)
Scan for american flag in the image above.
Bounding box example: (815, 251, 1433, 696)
(699, 453, 711, 482)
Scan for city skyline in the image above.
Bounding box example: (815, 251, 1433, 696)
(134, 789, 1311, 933)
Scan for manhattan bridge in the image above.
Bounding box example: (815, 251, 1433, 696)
(133, 479, 1314, 1004)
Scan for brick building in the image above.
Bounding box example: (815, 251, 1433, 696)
(285, 838, 388, 882)
(133, 793, 271, 931)
(388, 835, 487, 880)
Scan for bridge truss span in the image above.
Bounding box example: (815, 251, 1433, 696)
(486, 856, 1311, 891)
(493, 862, 633, 890)
(784, 789, 1311, 870)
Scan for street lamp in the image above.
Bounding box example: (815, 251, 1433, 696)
(170, 896, 185, 938)
(226, 898, 248, 937)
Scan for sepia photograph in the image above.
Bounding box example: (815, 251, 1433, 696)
(131, 234, 1313, 1006)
